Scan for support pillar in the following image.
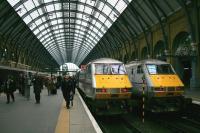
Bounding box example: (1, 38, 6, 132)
(189, 0, 200, 90)
(190, 43, 200, 90)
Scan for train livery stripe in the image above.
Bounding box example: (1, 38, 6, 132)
(55, 100, 69, 133)
(95, 75, 132, 88)
(149, 75, 184, 87)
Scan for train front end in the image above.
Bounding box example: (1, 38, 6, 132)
(91, 63, 133, 115)
(145, 63, 186, 112)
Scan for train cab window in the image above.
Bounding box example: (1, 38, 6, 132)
(146, 64, 175, 74)
(137, 66, 143, 74)
(95, 64, 110, 74)
(95, 64, 104, 74)
(110, 64, 126, 74)
(95, 64, 126, 75)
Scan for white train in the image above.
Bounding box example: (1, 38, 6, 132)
(125, 59, 189, 112)
(78, 58, 133, 115)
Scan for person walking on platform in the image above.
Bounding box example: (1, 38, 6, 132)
(32, 73, 42, 104)
(25, 72, 32, 100)
(61, 75, 73, 109)
(45, 77, 51, 96)
(72, 76, 77, 95)
(4, 75, 16, 104)
(70, 76, 76, 106)
(19, 73, 25, 96)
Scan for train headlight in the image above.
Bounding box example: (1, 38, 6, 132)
(121, 88, 131, 93)
(102, 89, 107, 93)
(176, 87, 184, 91)
(96, 88, 107, 93)
(121, 88, 128, 92)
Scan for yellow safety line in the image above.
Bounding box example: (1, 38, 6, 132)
(55, 100, 69, 133)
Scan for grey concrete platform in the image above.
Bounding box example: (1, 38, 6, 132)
(0, 87, 100, 133)
(184, 88, 200, 104)
(69, 92, 97, 133)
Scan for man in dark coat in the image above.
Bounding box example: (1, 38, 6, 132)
(5, 75, 15, 104)
(32, 74, 43, 104)
(61, 75, 73, 109)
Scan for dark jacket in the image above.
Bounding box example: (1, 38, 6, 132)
(61, 78, 73, 94)
(4, 79, 16, 93)
(33, 76, 43, 94)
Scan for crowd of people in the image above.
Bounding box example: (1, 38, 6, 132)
(0, 72, 77, 109)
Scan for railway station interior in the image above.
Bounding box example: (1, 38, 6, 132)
(0, 0, 200, 133)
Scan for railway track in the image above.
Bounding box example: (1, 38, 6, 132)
(96, 115, 142, 133)
(79, 87, 200, 133)
(149, 112, 200, 133)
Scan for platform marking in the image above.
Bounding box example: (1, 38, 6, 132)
(55, 100, 69, 133)
(192, 100, 200, 105)
(77, 91, 103, 133)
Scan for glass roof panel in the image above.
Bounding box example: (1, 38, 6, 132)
(46, 4, 54, 12)
(7, 0, 132, 65)
(102, 4, 112, 16)
(24, 0, 35, 11)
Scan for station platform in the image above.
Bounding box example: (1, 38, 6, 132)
(0, 87, 102, 133)
(184, 88, 200, 105)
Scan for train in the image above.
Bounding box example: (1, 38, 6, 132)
(0, 65, 49, 93)
(125, 59, 191, 112)
(78, 58, 134, 115)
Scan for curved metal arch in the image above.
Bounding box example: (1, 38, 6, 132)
(19, 1, 113, 24)
(75, 51, 89, 62)
(43, 34, 96, 51)
(44, 39, 92, 53)
(48, 46, 91, 60)
(48, 51, 61, 61)
(145, 0, 168, 52)
(41, 30, 98, 48)
(7, 22, 26, 41)
(153, 40, 165, 58)
(7, 2, 133, 65)
(44, 35, 95, 48)
(43, 32, 97, 50)
(45, 38, 95, 51)
(44, 38, 96, 51)
(26, 43, 48, 59)
(27, 48, 52, 66)
(77, 52, 91, 63)
(48, 49, 61, 59)
(5, 9, 107, 42)
(36, 24, 101, 44)
(13, 0, 122, 17)
(21, 38, 57, 64)
(30, 16, 105, 37)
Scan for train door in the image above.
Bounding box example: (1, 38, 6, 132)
(85, 64, 95, 98)
(135, 65, 144, 94)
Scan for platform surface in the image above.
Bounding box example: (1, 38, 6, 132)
(0, 87, 98, 133)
